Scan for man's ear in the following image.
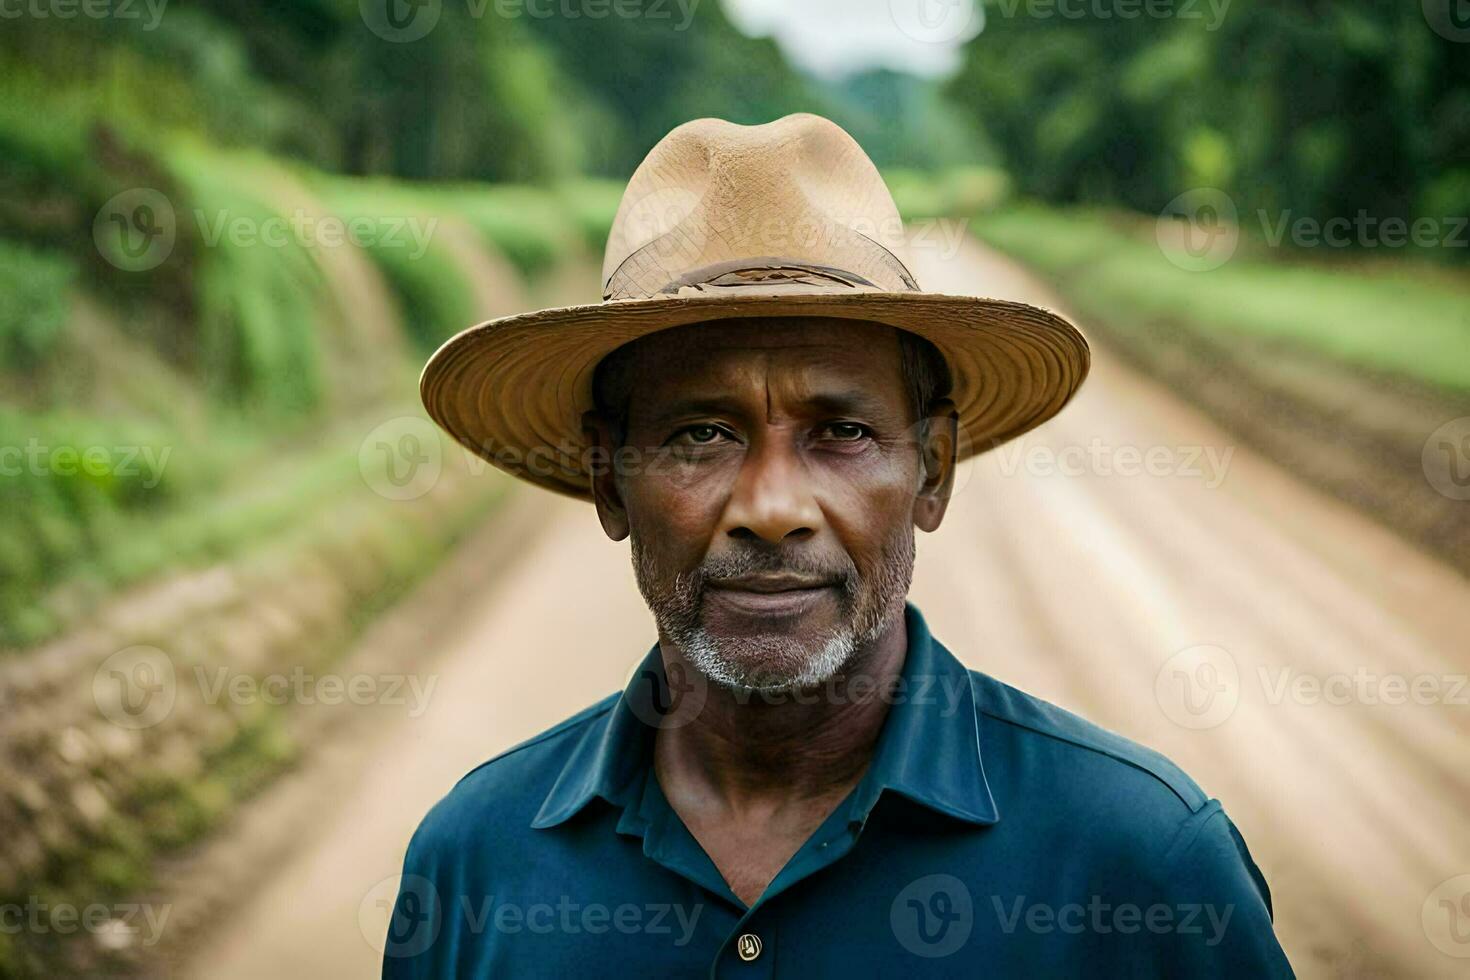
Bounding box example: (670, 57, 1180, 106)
(912, 398, 959, 533)
(582, 410, 630, 541)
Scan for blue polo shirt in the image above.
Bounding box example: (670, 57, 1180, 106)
(383, 604, 1293, 977)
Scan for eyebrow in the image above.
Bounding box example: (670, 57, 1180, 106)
(642, 390, 898, 427)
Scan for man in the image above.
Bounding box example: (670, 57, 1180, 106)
(390, 114, 1294, 976)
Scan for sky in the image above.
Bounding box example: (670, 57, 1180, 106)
(720, 0, 985, 80)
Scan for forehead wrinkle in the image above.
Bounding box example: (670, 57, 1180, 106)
(613, 322, 908, 428)
(650, 357, 904, 427)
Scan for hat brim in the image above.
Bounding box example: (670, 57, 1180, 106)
(419, 292, 1090, 499)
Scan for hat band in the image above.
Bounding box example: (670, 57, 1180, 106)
(660, 257, 881, 294)
(603, 231, 920, 301)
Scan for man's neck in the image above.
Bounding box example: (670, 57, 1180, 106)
(652, 613, 908, 813)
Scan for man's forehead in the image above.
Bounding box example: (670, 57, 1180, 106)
(595, 317, 913, 421)
(605, 315, 905, 420)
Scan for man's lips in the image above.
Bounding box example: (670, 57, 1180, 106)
(703, 573, 841, 617)
(706, 573, 841, 594)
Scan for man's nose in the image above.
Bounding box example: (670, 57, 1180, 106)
(719, 437, 823, 544)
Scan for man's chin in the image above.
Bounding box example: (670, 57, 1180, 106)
(683, 629, 855, 695)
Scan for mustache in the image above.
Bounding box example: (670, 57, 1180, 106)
(692, 547, 856, 588)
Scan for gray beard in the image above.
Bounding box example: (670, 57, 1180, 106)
(631, 530, 915, 694)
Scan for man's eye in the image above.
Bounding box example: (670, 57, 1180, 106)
(674, 424, 728, 445)
(823, 422, 871, 441)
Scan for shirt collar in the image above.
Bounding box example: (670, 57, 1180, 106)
(532, 601, 998, 830)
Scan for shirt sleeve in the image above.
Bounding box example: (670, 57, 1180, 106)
(1154, 799, 1296, 977)
(380, 823, 458, 980)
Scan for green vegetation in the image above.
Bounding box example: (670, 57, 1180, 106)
(0, 242, 74, 368)
(0, 56, 623, 646)
(952, 1, 1469, 254)
(976, 204, 1470, 394)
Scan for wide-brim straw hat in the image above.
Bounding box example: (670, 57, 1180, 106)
(420, 113, 1090, 499)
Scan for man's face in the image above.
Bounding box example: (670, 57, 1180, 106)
(586, 317, 955, 693)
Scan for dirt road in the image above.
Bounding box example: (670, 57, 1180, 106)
(185, 240, 1470, 978)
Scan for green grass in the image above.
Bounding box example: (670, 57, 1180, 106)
(0, 125, 615, 647)
(424, 183, 587, 278)
(887, 165, 1011, 221)
(975, 204, 1470, 394)
(312, 178, 481, 353)
(168, 145, 328, 415)
(0, 242, 74, 367)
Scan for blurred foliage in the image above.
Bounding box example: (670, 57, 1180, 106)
(978, 204, 1470, 393)
(0, 243, 74, 369)
(952, 0, 1470, 241)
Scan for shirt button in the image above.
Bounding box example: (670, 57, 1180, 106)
(736, 932, 763, 962)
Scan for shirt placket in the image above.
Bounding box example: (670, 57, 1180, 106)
(708, 805, 871, 979)
(626, 763, 876, 978)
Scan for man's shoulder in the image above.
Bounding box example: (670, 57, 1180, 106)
(407, 693, 620, 854)
(968, 668, 1210, 825)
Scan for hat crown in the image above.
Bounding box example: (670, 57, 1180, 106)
(601, 114, 918, 300)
